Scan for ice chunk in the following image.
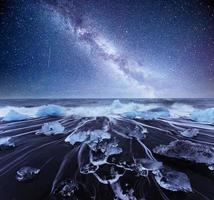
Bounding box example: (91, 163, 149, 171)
(89, 130, 111, 142)
(37, 121, 65, 136)
(2, 110, 29, 122)
(80, 163, 99, 174)
(105, 140, 123, 156)
(65, 129, 111, 145)
(128, 126, 147, 140)
(0, 137, 15, 150)
(53, 179, 79, 198)
(111, 182, 137, 200)
(16, 166, 40, 182)
(123, 107, 170, 119)
(208, 164, 214, 171)
(36, 104, 65, 117)
(153, 167, 192, 192)
(153, 140, 214, 170)
(93, 166, 124, 184)
(90, 149, 108, 166)
(180, 128, 199, 138)
(191, 108, 214, 124)
(134, 159, 162, 176)
(89, 139, 122, 166)
(65, 131, 88, 145)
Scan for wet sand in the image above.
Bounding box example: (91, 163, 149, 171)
(0, 116, 213, 200)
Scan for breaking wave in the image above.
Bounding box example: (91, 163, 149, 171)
(0, 100, 213, 124)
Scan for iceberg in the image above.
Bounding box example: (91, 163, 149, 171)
(190, 108, 214, 124)
(2, 110, 29, 122)
(153, 167, 192, 192)
(36, 104, 65, 117)
(153, 140, 214, 170)
(37, 121, 65, 136)
(180, 128, 199, 138)
(16, 166, 40, 182)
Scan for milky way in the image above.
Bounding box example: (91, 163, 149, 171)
(43, 0, 158, 97)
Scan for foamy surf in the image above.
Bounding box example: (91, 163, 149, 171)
(0, 100, 213, 124)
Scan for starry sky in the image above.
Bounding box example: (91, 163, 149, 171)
(0, 0, 214, 98)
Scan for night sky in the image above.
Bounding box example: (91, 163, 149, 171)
(0, 0, 214, 98)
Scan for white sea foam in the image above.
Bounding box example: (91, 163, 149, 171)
(0, 100, 209, 120)
(169, 103, 195, 118)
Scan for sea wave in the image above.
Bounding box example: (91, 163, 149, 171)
(0, 100, 213, 123)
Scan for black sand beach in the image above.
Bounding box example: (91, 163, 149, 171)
(0, 110, 213, 200)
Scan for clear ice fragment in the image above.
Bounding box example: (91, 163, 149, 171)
(153, 167, 192, 192)
(153, 140, 214, 170)
(37, 121, 65, 135)
(16, 166, 40, 182)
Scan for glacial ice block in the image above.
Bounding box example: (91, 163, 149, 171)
(80, 163, 99, 174)
(180, 128, 199, 138)
(53, 179, 79, 198)
(111, 182, 137, 200)
(191, 108, 214, 124)
(65, 129, 111, 145)
(134, 159, 162, 176)
(89, 139, 123, 166)
(153, 140, 214, 170)
(128, 126, 147, 140)
(153, 167, 192, 192)
(2, 110, 29, 122)
(93, 165, 124, 184)
(37, 121, 65, 135)
(36, 104, 65, 117)
(16, 166, 40, 182)
(0, 137, 15, 150)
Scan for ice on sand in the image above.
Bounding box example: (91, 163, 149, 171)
(16, 166, 40, 182)
(2, 110, 29, 122)
(37, 121, 65, 135)
(180, 128, 199, 138)
(36, 104, 65, 117)
(153, 140, 214, 170)
(0, 137, 15, 150)
(153, 167, 192, 192)
(65, 129, 111, 145)
(53, 180, 79, 198)
(191, 108, 214, 124)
